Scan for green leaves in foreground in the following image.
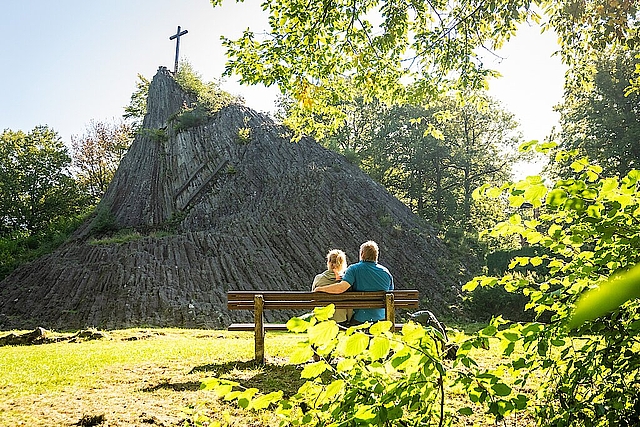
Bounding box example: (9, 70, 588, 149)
(569, 263, 640, 329)
(200, 310, 476, 426)
(470, 143, 640, 426)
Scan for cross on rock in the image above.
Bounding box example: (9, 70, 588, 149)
(169, 26, 188, 73)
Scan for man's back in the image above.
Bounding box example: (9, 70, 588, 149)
(343, 260, 394, 322)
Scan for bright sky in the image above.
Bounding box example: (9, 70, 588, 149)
(0, 1, 566, 154)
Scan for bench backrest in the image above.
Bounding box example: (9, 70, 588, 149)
(227, 290, 419, 310)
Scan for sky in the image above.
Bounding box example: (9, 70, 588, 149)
(1, 1, 566, 159)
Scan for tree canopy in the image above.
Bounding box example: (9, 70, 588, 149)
(0, 126, 84, 235)
(553, 48, 640, 177)
(211, 0, 639, 137)
(71, 120, 134, 204)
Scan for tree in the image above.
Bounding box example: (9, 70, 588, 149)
(318, 93, 519, 232)
(0, 126, 84, 235)
(71, 120, 134, 203)
(466, 142, 640, 425)
(553, 49, 640, 177)
(211, 0, 639, 137)
(123, 74, 150, 129)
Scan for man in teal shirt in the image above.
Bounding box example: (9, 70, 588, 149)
(314, 240, 394, 323)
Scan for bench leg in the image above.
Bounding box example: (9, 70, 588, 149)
(254, 295, 265, 364)
(385, 293, 395, 329)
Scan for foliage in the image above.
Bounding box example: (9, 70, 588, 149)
(71, 119, 134, 203)
(211, 0, 639, 138)
(139, 127, 168, 143)
(552, 48, 640, 177)
(197, 142, 640, 427)
(485, 246, 550, 277)
(175, 62, 239, 113)
(237, 116, 252, 144)
(570, 260, 640, 329)
(543, 0, 640, 95)
(0, 126, 86, 235)
(169, 62, 241, 133)
(91, 206, 118, 235)
(89, 229, 142, 246)
(123, 73, 150, 129)
(202, 305, 462, 426)
(466, 141, 640, 426)
(314, 93, 518, 233)
(0, 210, 88, 281)
(172, 104, 211, 133)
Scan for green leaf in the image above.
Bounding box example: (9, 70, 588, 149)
(524, 183, 548, 207)
(216, 384, 234, 397)
(519, 140, 538, 152)
(509, 214, 522, 225)
(462, 278, 480, 292)
(313, 304, 335, 321)
(492, 383, 512, 396)
(601, 177, 619, 194)
(224, 390, 241, 401)
(537, 141, 558, 153)
(487, 186, 504, 198)
(570, 263, 640, 329)
(325, 379, 345, 398)
(301, 361, 329, 379)
(587, 203, 603, 218)
(369, 320, 392, 335)
(355, 405, 377, 421)
(336, 358, 357, 372)
(286, 317, 309, 333)
(565, 197, 585, 211)
(289, 346, 315, 364)
(480, 325, 497, 337)
(237, 388, 259, 408)
(458, 407, 474, 416)
(401, 322, 425, 342)
(509, 194, 526, 207)
(307, 320, 339, 345)
(369, 336, 391, 360)
(344, 332, 370, 357)
(249, 391, 283, 410)
(546, 189, 568, 207)
(570, 159, 586, 172)
(530, 256, 543, 266)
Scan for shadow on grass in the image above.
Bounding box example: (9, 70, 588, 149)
(141, 381, 202, 392)
(189, 360, 304, 397)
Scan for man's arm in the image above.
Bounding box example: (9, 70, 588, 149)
(314, 280, 351, 294)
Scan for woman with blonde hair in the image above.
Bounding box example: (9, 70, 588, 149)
(312, 249, 351, 324)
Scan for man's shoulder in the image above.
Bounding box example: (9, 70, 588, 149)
(376, 263, 392, 274)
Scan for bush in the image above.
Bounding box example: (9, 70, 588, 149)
(466, 142, 640, 426)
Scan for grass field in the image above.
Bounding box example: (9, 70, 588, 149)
(0, 327, 534, 427)
(0, 328, 307, 426)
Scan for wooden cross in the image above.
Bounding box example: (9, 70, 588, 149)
(169, 26, 188, 73)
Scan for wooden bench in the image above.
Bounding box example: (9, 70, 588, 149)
(227, 290, 419, 363)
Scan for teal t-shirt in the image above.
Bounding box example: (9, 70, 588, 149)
(342, 261, 394, 322)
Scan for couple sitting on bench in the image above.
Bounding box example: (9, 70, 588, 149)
(312, 240, 394, 327)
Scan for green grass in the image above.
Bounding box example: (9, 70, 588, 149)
(0, 329, 305, 426)
(0, 327, 534, 427)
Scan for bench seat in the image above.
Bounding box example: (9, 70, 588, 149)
(228, 323, 289, 332)
(227, 322, 407, 332)
(227, 289, 419, 363)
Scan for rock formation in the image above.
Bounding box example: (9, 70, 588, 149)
(0, 67, 467, 330)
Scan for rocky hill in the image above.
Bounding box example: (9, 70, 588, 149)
(0, 67, 467, 330)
